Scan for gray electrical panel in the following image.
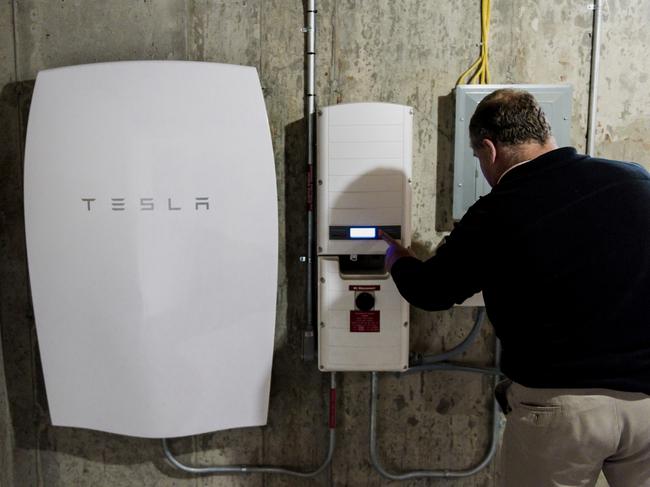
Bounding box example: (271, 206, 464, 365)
(453, 84, 572, 220)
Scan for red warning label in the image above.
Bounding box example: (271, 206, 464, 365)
(349, 285, 380, 291)
(350, 310, 380, 332)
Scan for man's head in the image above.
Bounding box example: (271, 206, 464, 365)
(469, 89, 557, 186)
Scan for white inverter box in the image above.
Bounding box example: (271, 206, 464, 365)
(317, 103, 411, 371)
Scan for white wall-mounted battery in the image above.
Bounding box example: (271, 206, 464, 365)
(24, 61, 278, 438)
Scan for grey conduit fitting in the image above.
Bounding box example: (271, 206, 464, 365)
(370, 340, 503, 480)
(412, 307, 486, 366)
(162, 372, 337, 477)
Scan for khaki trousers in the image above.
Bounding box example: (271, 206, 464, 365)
(502, 382, 650, 487)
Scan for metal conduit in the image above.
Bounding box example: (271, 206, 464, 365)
(163, 372, 337, 477)
(414, 307, 486, 366)
(586, 0, 603, 156)
(302, 0, 318, 360)
(406, 362, 500, 377)
(369, 341, 503, 480)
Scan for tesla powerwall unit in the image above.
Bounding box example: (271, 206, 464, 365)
(24, 61, 278, 438)
(317, 103, 412, 371)
(453, 84, 572, 220)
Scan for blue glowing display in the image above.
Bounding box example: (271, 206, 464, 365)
(349, 227, 377, 239)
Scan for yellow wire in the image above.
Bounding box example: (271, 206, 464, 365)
(456, 0, 491, 85)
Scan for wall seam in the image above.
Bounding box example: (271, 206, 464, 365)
(11, 0, 19, 82)
(11, 0, 24, 171)
(185, 0, 193, 61)
(328, 0, 337, 106)
(509, 0, 515, 82)
(258, 0, 264, 81)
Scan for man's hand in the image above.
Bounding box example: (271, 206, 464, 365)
(380, 230, 415, 272)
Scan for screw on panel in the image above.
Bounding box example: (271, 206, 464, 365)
(318, 110, 323, 116)
(319, 365, 325, 370)
(318, 180, 323, 185)
(320, 322, 325, 328)
(458, 183, 463, 187)
(318, 246, 323, 252)
(403, 322, 408, 327)
(320, 277, 325, 283)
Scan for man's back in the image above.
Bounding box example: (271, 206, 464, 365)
(478, 147, 650, 392)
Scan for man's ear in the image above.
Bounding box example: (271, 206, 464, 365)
(482, 138, 497, 166)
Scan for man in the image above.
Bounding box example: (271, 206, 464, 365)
(382, 88, 650, 486)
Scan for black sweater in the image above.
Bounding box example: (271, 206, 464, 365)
(391, 147, 650, 393)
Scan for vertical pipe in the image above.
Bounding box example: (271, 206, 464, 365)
(302, 0, 317, 360)
(586, 0, 603, 156)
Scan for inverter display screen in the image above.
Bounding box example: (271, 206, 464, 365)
(349, 227, 377, 239)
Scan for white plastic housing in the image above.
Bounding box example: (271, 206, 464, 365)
(318, 257, 409, 371)
(316, 102, 412, 371)
(317, 103, 413, 255)
(24, 61, 278, 438)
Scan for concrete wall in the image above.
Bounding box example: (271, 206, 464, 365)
(0, 1, 647, 486)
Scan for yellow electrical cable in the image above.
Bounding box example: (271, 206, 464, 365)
(456, 0, 491, 85)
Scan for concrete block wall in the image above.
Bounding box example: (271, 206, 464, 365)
(0, 1, 647, 486)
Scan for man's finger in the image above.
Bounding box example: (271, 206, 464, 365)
(379, 230, 398, 246)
